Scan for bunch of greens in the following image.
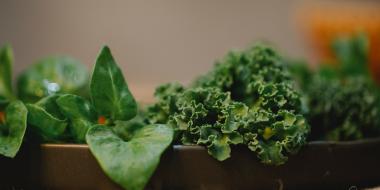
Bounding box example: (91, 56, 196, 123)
(0, 45, 173, 190)
(147, 44, 310, 165)
(289, 33, 380, 141)
(5, 36, 376, 189)
(306, 76, 380, 140)
(0, 44, 89, 157)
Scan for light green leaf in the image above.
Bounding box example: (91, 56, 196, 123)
(86, 123, 173, 190)
(56, 94, 97, 142)
(90, 46, 137, 121)
(256, 142, 287, 165)
(26, 95, 67, 141)
(0, 101, 27, 157)
(207, 137, 231, 161)
(17, 56, 89, 103)
(0, 45, 15, 106)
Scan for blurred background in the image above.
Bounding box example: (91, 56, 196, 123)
(0, 0, 379, 102)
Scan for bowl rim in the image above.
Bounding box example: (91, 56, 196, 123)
(39, 137, 380, 149)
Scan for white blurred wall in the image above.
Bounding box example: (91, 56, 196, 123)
(0, 0, 336, 101)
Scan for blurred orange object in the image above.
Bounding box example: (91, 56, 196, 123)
(98, 116, 106, 125)
(0, 111, 5, 124)
(298, 2, 380, 84)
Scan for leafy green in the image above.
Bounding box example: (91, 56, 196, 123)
(149, 86, 245, 161)
(305, 75, 380, 141)
(147, 44, 310, 165)
(87, 123, 173, 190)
(85, 46, 173, 190)
(17, 56, 89, 103)
(26, 95, 68, 142)
(56, 94, 97, 143)
(285, 59, 313, 92)
(289, 33, 380, 141)
(90, 46, 137, 121)
(0, 101, 27, 157)
(0, 44, 175, 190)
(0, 45, 15, 107)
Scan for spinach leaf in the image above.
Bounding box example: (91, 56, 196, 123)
(90, 46, 137, 121)
(0, 45, 15, 107)
(56, 94, 97, 143)
(0, 101, 27, 157)
(26, 95, 68, 142)
(86, 123, 173, 190)
(17, 56, 89, 103)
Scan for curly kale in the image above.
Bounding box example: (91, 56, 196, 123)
(147, 45, 310, 165)
(288, 33, 380, 141)
(304, 74, 380, 141)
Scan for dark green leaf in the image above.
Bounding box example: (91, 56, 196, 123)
(86, 123, 173, 190)
(90, 46, 137, 121)
(0, 45, 15, 106)
(56, 94, 97, 142)
(26, 95, 68, 141)
(17, 56, 89, 103)
(0, 101, 27, 157)
(56, 94, 96, 120)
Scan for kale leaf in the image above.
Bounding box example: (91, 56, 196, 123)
(289, 33, 380, 141)
(147, 44, 310, 165)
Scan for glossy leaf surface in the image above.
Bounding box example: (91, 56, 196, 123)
(0, 101, 27, 157)
(90, 46, 137, 121)
(56, 94, 97, 142)
(26, 95, 67, 141)
(86, 123, 173, 190)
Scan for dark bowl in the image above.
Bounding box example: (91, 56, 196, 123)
(1, 138, 380, 190)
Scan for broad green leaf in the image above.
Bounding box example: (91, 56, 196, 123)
(90, 46, 137, 121)
(56, 94, 97, 142)
(86, 123, 173, 190)
(35, 94, 66, 118)
(0, 45, 15, 107)
(0, 101, 27, 157)
(17, 56, 89, 103)
(26, 95, 68, 141)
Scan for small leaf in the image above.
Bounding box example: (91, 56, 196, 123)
(26, 95, 67, 141)
(90, 46, 137, 121)
(86, 123, 173, 190)
(0, 45, 15, 106)
(256, 142, 287, 166)
(207, 135, 232, 161)
(17, 56, 89, 103)
(0, 101, 27, 157)
(56, 94, 97, 142)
